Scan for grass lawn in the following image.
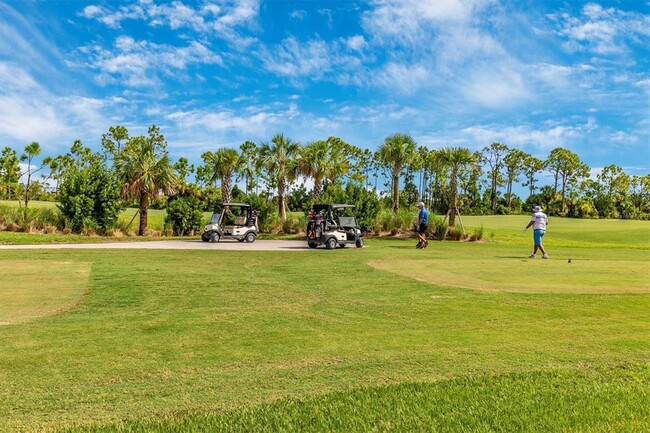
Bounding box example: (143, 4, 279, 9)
(0, 217, 649, 432)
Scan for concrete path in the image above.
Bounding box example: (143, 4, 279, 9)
(0, 240, 311, 251)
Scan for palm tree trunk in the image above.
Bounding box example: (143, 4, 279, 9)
(449, 168, 458, 227)
(313, 178, 322, 203)
(138, 192, 149, 236)
(392, 172, 400, 212)
(278, 178, 287, 220)
(222, 174, 232, 203)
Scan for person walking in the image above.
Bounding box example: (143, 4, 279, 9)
(525, 205, 549, 259)
(415, 202, 429, 249)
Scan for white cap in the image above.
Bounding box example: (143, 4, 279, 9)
(533, 206, 542, 212)
(417, 202, 425, 208)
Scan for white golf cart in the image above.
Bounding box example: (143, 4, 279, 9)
(306, 204, 364, 249)
(201, 202, 258, 243)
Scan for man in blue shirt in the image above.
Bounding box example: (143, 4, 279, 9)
(416, 202, 429, 249)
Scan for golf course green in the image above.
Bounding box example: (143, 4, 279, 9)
(0, 216, 648, 432)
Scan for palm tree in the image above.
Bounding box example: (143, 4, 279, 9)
(239, 140, 258, 195)
(323, 137, 351, 188)
(202, 148, 244, 204)
(257, 133, 300, 220)
(117, 125, 178, 236)
(297, 140, 328, 203)
(435, 147, 476, 227)
(377, 133, 417, 211)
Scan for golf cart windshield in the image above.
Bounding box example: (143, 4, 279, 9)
(209, 212, 221, 224)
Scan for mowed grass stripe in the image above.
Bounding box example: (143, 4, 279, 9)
(61, 364, 650, 433)
(370, 257, 650, 293)
(0, 260, 91, 325)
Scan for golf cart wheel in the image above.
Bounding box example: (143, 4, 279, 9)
(210, 232, 220, 243)
(245, 232, 257, 243)
(355, 238, 364, 248)
(308, 242, 318, 249)
(325, 238, 337, 250)
(201, 232, 211, 242)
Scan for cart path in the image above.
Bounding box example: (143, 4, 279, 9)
(0, 240, 313, 251)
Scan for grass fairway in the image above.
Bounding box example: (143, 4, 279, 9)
(0, 260, 90, 325)
(371, 257, 650, 293)
(0, 217, 649, 432)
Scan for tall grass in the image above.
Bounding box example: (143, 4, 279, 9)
(372, 207, 415, 235)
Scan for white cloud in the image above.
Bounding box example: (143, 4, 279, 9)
(290, 9, 307, 21)
(79, 36, 222, 87)
(166, 104, 297, 136)
(552, 3, 650, 55)
(461, 118, 600, 151)
(80, 0, 260, 38)
(345, 35, 367, 52)
(373, 62, 430, 95)
(362, 0, 495, 45)
(259, 36, 332, 79)
(0, 62, 125, 154)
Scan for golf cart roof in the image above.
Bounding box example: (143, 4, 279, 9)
(314, 203, 356, 210)
(220, 202, 252, 208)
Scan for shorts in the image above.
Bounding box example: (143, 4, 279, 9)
(417, 223, 428, 234)
(533, 229, 545, 245)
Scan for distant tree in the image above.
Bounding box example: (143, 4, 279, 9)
(257, 133, 300, 220)
(521, 155, 545, 198)
(101, 125, 129, 156)
(545, 147, 590, 214)
(201, 148, 244, 204)
(0, 147, 20, 199)
(297, 140, 329, 203)
(17, 142, 52, 221)
(116, 125, 178, 236)
(377, 133, 417, 212)
(481, 142, 509, 214)
(435, 147, 476, 227)
(58, 143, 122, 233)
(503, 148, 528, 209)
(239, 140, 258, 194)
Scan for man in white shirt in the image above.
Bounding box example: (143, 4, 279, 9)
(525, 205, 549, 259)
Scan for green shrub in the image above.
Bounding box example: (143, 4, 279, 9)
(164, 196, 204, 236)
(469, 224, 484, 241)
(446, 226, 465, 241)
(58, 160, 122, 234)
(431, 215, 448, 240)
(373, 207, 414, 235)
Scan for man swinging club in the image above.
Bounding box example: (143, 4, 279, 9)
(524, 205, 549, 259)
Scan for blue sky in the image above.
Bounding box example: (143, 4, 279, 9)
(1, 0, 649, 183)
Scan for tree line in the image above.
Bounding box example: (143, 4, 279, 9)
(1, 125, 649, 236)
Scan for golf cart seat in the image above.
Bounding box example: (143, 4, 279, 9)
(234, 216, 247, 225)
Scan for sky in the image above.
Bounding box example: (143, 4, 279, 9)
(1, 0, 649, 186)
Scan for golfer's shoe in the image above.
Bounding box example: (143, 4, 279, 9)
(542, 254, 549, 259)
(528, 254, 536, 258)
(416, 243, 423, 249)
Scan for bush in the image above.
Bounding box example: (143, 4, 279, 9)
(373, 208, 414, 235)
(164, 196, 204, 236)
(469, 224, 484, 241)
(58, 160, 122, 234)
(431, 215, 448, 240)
